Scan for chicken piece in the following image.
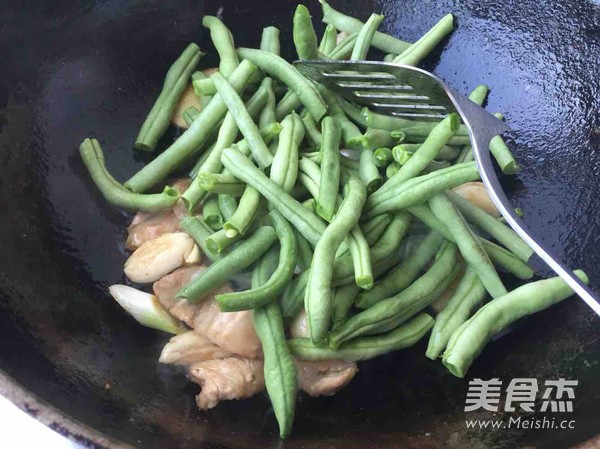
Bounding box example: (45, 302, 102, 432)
(188, 357, 265, 409)
(295, 359, 358, 397)
(159, 331, 232, 365)
(126, 210, 180, 250)
(153, 266, 262, 359)
(171, 84, 202, 129)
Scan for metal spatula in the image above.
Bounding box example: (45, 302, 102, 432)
(295, 59, 600, 316)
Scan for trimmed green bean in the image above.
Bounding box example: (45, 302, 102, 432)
(179, 216, 219, 262)
(291, 313, 434, 361)
(222, 148, 327, 245)
(455, 85, 490, 163)
(275, 91, 302, 121)
(79, 139, 179, 212)
(318, 87, 363, 148)
(293, 5, 320, 60)
(446, 191, 533, 261)
(280, 270, 310, 319)
(196, 173, 246, 195)
(364, 162, 481, 218)
(218, 194, 237, 221)
(319, 24, 338, 56)
(271, 113, 304, 193)
(211, 72, 273, 168)
(330, 242, 458, 348)
(373, 147, 393, 167)
(429, 193, 507, 298)
(443, 271, 589, 378)
(203, 16, 239, 76)
(183, 106, 201, 126)
(319, 0, 411, 54)
(126, 60, 256, 193)
(489, 114, 519, 174)
(426, 266, 486, 359)
(351, 13, 384, 60)
(305, 174, 367, 343)
(300, 110, 323, 146)
(205, 227, 243, 255)
(332, 283, 360, 326)
(359, 149, 383, 193)
(202, 195, 224, 230)
(348, 226, 373, 289)
(135, 43, 203, 152)
(192, 78, 216, 96)
(385, 162, 401, 178)
(316, 116, 341, 221)
(217, 211, 297, 311)
(237, 48, 327, 120)
(328, 33, 358, 59)
(177, 226, 277, 302)
(392, 144, 414, 165)
(393, 14, 454, 66)
(223, 186, 263, 237)
(383, 53, 396, 62)
(260, 26, 281, 55)
(296, 232, 313, 272)
(361, 214, 393, 246)
(259, 78, 276, 129)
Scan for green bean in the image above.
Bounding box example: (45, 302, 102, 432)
(126, 60, 257, 193)
(443, 271, 589, 378)
(291, 313, 434, 361)
(305, 174, 367, 343)
(373, 147, 393, 167)
(328, 33, 358, 59)
(211, 72, 273, 168)
(403, 130, 470, 146)
(364, 108, 469, 137)
(259, 78, 276, 129)
(364, 162, 481, 218)
(205, 228, 243, 255)
(355, 230, 445, 309)
(319, 0, 411, 54)
(351, 13, 384, 60)
(359, 149, 382, 193)
(336, 96, 369, 128)
(355, 128, 401, 151)
(253, 298, 297, 439)
(393, 14, 454, 66)
(300, 110, 322, 146)
(293, 5, 320, 60)
(260, 26, 281, 55)
(319, 24, 338, 55)
(275, 91, 303, 121)
(134, 43, 203, 152)
(191, 70, 206, 81)
(385, 162, 401, 178)
(383, 53, 396, 62)
(392, 144, 413, 165)
(202, 195, 224, 230)
(222, 148, 327, 245)
(202, 16, 239, 76)
(223, 186, 263, 237)
(271, 113, 304, 193)
(392, 143, 459, 162)
(183, 106, 202, 126)
(237, 48, 327, 120)
(429, 193, 506, 298)
(318, 87, 363, 148)
(177, 226, 277, 302)
(195, 173, 246, 195)
(426, 266, 486, 359)
(280, 270, 310, 319)
(361, 214, 393, 246)
(455, 85, 490, 163)
(179, 216, 219, 262)
(407, 203, 534, 279)
(218, 194, 238, 221)
(296, 232, 313, 272)
(332, 283, 360, 326)
(299, 156, 322, 187)
(217, 211, 297, 311)
(375, 113, 460, 196)
(299, 173, 320, 199)
(489, 114, 519, 174)
(192, 78, 216, 96)
(316, 116, 341, 221)
(348, 226, 373, 289)
(446, 191, 533, 261)
(329, 241, 458, 348)
(424, 160, 451, 173)
(79, 139, 179, 211)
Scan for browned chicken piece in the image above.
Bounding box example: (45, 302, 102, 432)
(171, 177, 192, 194)
(159, 331, 232, 365)
(294, 359, 358, 397)
(153, 266, 262, 359)
(188, 357, 265, 410)
(126, 210, 180, 250)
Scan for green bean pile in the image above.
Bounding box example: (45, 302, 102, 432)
(79, 1, 587, 439)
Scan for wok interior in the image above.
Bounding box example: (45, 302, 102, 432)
(0, 0, 599, 447)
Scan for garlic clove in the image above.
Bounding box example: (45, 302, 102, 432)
(290, 309, 310, 339)
(452, 182, 500, 217)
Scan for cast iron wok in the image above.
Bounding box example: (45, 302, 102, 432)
(0, 0, 599, 447)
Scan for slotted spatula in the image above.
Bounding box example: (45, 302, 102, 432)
(295, 59, 600, 316)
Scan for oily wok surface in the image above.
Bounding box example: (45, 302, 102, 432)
(0, 0, 599, 447)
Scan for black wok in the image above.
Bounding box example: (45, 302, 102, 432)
(0, 0, 599, 447)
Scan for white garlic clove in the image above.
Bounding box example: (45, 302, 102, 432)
(159, 331, 232, 365)
(124, 232, 195, 283)
(290, 309, 310, 339)
(452, 182, 500, 217)
(184, 243, 201, 265)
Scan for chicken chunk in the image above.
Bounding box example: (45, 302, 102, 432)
(188, 357, 265, 409)
(126, 210, 180, 250)
(153, 266, 262, 359)
(295, 359, 358, 397)
(159, 331, 232, 365)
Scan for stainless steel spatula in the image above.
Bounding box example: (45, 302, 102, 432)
(295, 59, 600, 316)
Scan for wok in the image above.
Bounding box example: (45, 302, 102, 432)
(0, 0, 599, 447)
